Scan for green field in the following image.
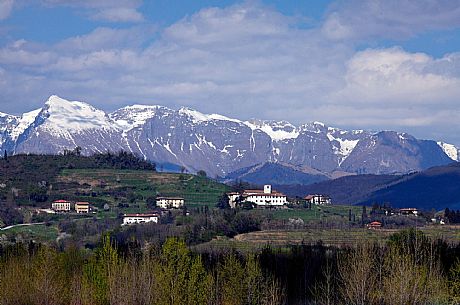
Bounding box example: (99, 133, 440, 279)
(0, 224, 59, 243)
(249, 204, 364, 224)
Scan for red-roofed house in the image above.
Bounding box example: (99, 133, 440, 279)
(51, 200, 71, 212)
(366, 221, 382, 229)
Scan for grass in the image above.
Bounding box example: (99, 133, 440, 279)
(1, 224, 59, 243)
(195, 225, 460, 252)
(249, 204, 364, 223)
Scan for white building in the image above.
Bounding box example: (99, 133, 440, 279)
(75, 202, 90, 213)
(51, 200, 71, 212)
(156, 197, 185, 209)
(228, 185, 287, 208)
(122, 213, 159, 225)
(304, 194, 332, 205)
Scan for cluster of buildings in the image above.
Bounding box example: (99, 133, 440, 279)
(122, 196, 185, 226)
(51, 200, 90, 213)
(227, 185, 332, 208)
(52, 185, 335, 226)
(227, 185, 288, 208)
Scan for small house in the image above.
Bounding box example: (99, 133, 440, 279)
(366, 221, 382, 229)
(75, 202, 90, 213)
(122, 213, 159, 225)
(51, 200, 71, 212)
(304, 194, 332, 205)
(156, 197, 185, 209)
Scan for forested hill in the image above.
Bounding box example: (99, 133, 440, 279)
(0, 151, 155, 201)
(276, 174, 400, 203)
(280, 162, 460, 210)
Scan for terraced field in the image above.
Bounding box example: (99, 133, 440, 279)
(195, 225, 460, 252)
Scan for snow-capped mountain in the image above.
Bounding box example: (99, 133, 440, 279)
(0, 95, 458, 177)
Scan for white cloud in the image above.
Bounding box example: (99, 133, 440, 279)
(322, 0, 460, 40)
(91, 7, 143, 22)
(41, 0, 144, 22)
(337, 47, 460, 105)
(56, 27, 153, 52)
(0, 0, 14, 20)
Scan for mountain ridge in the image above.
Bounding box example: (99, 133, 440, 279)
(1, 95, 458, 177)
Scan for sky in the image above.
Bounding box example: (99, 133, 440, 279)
(1, 0, 460, 145)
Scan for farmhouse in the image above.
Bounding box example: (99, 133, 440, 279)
(156, 197, 185, 209)
(366, 221, 382, 229)
(228, 185, 287, 208)
(122, 213, 159, 225)
(304, 194, 332, 205)
(51, 200, 71, 212)
(75, 202, 90, 213)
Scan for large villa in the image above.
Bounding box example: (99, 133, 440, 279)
(227, 185, 287, 208)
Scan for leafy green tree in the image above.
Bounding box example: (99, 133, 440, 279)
(245, 254, 263, 305)
(219, 253, 245, 305)
(158, 238, 191, 305)
(449, 258, 460, 302)
(188, 255, 211, 305)
(82, 234, 119, 305)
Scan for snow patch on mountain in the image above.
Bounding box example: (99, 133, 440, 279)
(326, 132, 359, 165)
(178, 107, 210, 123)
(437, 141, 459, 161)
(178, 107, 243, 125)
(300, 121, 327, 134)
(110, 105, 162, 132)
(42, 95, 117, 133)
(245, 120, 299, 141)
(9, 109, 41, 141)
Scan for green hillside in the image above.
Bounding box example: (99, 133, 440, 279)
(0, 154, 230, 227)
(57, 168, 230, 210)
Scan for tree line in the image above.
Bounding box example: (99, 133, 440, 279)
(0, 229, 459, 305)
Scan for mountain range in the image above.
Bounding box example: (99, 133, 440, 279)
(0, 95, 459, 177)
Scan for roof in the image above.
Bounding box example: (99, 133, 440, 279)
(75, 202, 90, 205)
(368, 221, 382, 226)
(124, 213, 159, 217)
(400, 208, 418, 211)
(53, 200, 70, 203)
(244, 193, 286, 197)
(227, 188, 287, 198)
(156, 197, 184, 200)
(157, 196, 184, 200)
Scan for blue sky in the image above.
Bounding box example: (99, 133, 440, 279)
(1, 0, 460, 145)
